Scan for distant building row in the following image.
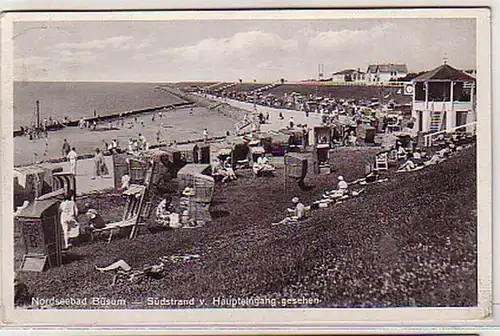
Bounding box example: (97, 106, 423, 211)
(330, 63, 409, 82)
(329, 63, 477, 83)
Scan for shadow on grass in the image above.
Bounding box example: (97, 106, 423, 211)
(61, 252, 87, 265)
(210, 210, 230, 219)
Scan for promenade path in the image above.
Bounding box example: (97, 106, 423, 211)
(203, 94, 325, 145)
(55, 156, 115, 195)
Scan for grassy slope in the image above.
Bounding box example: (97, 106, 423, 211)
(16, 146, 476, 308)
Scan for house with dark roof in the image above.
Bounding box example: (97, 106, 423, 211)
(331, 68, 366, 82)
(411, 62, 476, 133)
(366, 63, 408, 82)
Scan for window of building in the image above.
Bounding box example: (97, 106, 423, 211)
(428, 81, 451, 101)
(415, 82, 425, 101)
(452, 82, 472, 102)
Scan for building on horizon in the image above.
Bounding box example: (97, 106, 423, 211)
(366, 63, 408, 82)
(331, 68, 366, 82)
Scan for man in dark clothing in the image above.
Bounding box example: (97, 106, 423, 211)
(62, 139, 71, 157)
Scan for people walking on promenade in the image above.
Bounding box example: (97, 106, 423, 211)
(67, 147, 78, 176)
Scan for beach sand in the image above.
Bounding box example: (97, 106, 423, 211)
(14, 106, 237, 166)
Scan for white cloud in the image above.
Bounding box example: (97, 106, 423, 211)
(161, 30, 299, 65)
(54, 35, 149, 51)
(308, 23, 395, 51)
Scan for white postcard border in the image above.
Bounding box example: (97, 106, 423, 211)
(0, 8, 492, 327)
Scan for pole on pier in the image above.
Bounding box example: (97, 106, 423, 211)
(36, 100, 40, 130)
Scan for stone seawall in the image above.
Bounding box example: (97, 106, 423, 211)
(159, 86, 249, 121)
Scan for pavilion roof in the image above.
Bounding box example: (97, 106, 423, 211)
(413, 63, 475, 82)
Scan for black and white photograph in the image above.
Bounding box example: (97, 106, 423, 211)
(1, 8, 492, 326)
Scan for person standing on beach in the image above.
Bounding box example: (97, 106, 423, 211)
(67, 147, 78, 176)
(59, 190, 79, 250)
(156, 128, 162, 143)
(92, 148, 108, 179)
(203, 128, 209, 143)
(62, 139, 71, 157)
(43, 135, 49, 157)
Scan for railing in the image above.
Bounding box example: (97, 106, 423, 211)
(423, 121, 477, 147)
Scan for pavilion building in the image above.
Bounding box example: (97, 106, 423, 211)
(411, 62, 476, 134)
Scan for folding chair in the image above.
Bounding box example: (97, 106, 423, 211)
(91, 184, 147, 243)
(374, 153, 388, 171)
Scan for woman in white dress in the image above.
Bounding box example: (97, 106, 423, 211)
(59, 190, 79, 249)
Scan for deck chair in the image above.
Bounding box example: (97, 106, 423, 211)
(387, 149, 398, 164)
(92, 160, 155, 242)
(374, 153, 388, 171)
(91, 184, 147, 242)
(52, 172, 76, 199)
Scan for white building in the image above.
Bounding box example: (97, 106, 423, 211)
(366, 63, 408, 82)
(411, 62, 476, 134)
(331, 69, 366, 82)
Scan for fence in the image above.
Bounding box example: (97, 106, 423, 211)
(423, 121, 477, 147)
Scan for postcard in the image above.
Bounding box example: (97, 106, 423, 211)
(0, 8, 492, 328)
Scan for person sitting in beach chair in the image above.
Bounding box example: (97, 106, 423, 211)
(82, 205, 113, 241)
(223, 157, 237, 181)
(252, 154, 275, 176)
(396, 142, 407, 160)
(211, 158, 230, 182)
(272, 197, 310, 226)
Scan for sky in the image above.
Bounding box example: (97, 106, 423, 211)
(13, 18, 476, 82)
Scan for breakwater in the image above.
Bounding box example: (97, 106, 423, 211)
(13, 101, 195, 137)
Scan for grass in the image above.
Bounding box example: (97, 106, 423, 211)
(14, 146, 477, 309)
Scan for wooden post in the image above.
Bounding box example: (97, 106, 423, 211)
(450, 80, 454, 130)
